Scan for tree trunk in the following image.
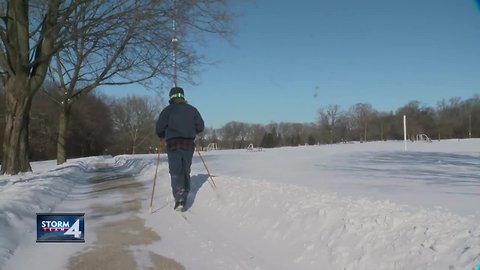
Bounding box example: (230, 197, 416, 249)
(380, 123, 384, 141)
(329, 128, 334, 144)
(364, 125, 368, 142)
(1, 80, 33, 174)
(0, 0, 62, 174)
(131, 129, 138, 155)
(57, 104, 72, 165)
(132, 144, 136, 155)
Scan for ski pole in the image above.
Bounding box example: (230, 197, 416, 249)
(150, 143, 162, 213)
(196, 150, 217, 189)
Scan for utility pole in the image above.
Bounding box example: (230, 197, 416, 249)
(172, 0, 178, 87)
(403, 115, 407, 151)
(469, 112, 472, 138)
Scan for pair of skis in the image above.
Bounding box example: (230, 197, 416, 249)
(149, 149, 216, 214)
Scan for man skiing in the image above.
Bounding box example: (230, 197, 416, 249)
(156, 87, 205, 211)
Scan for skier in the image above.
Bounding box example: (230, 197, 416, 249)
(156, 87, 204, 211)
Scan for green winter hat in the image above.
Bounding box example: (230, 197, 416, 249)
(169, 87, 184, 100)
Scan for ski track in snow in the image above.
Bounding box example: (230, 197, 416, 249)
(0, 140, 479, 269)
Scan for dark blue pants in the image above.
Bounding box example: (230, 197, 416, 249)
(167, 149, 194, 203)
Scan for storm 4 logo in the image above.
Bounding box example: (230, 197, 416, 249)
(36, 213, 85, 243)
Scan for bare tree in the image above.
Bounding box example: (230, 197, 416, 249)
(396, 101, 435, 141)
(250, 124, 267, 147)
(67, 92, 114, 158)
(463, 95, 480, 138)
(436, 97, 466, 139)
(204, 128, 220, 147)
(221, 121, 242, 149)
(0, 0, 76, 174)
(29, 87, 59, 161)
(237, 122, 250, 149)
(318, 104, 340, 143)
(46, 0, 232, 164)
(195, 128, 208, 150)
(277, 122, 301, 146)
(350, 103, 374, 142)
(335, 113, 354, 143)
(0, 86, 4, 161)
(46, 0, 171, 164)
(110, 95, 159, 155)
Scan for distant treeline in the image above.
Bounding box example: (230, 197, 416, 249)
(196, 95, 480, 149)
(0, 89, 478, 161)
(0, 88, 163, 161)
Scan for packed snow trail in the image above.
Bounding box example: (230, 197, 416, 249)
(1, 156, 185, 270)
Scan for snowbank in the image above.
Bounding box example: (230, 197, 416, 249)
(197, 177, 480, 269)
(0, 155, 153, 266)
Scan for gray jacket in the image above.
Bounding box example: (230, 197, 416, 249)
(156, 102, 204, 141)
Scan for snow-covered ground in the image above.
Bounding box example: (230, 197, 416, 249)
(0, 139, 479, 269)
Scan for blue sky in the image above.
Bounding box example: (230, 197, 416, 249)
(101, 0, 480, 128)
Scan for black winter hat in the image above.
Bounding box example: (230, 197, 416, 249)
(169, 87, 184, 99)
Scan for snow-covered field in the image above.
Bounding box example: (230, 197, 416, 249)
(0, 139, 479, 269)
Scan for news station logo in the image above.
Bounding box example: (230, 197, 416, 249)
(36, 213, 85, 243)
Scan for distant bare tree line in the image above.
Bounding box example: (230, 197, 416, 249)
(0, 87, 162, 161)
(0, 89, 478, 162)
(202, 95, 480, 149)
